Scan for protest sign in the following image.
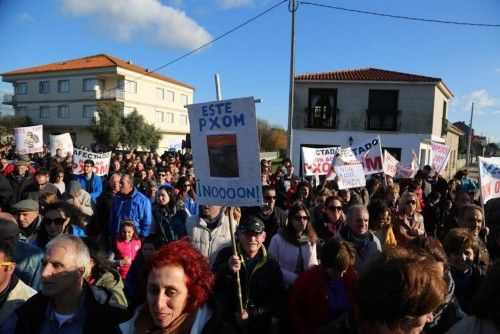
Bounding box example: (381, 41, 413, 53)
(383, 150, 398, 177)
(168, 138, 183, 152)
(301, 146, 337, 176)
(352, 135, 384, 175)
(431, 141, 451, 175)
(396, 150, 419, 179)
(72, 149, 112, 176)
(478, 156, 500, 205)
(50, 133, 74, 156)
(14, 125, 43, 154)
(187, 97, 262, 206)
(333, 147, 366, 189)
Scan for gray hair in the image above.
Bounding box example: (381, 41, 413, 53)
(346, 204, 369, 221)
(46, 234, 90, 270)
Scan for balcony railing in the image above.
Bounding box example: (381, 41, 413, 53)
(304, 107, 339, 129)
(97, 89, 125, 100)
(365, 109, 400, 131)
(2, 94, 15, 105)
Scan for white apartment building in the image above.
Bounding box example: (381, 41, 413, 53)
(292, 68, 454, 172)
(1, 54, 194, 152)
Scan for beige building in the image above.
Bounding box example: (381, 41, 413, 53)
(292, 68, 455, 171)
(444, 123, 465, 179)
(1, 54, 194, 152)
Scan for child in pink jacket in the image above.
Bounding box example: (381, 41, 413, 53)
(114, 219, 142, 280)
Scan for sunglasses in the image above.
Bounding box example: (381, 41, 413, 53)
(264, 195, 276, 200)
(327, 206, 343, 212)
(43, 218, 66, 226)
(406, 200, 417, 205)
(159, 173, 166, 177)
(294, 215, 309, 222)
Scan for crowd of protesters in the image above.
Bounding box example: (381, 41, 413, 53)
(0, 143, 499, 334)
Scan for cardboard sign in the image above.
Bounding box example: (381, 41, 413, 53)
(72, 149, 112, 176)
(187, 97, 262, 206)
(301, 146, 337, 176)
(478, 156, 500, 205)
(431, 141, 451, 175)
(352, 135, 384, 175)
(333, 147, 366, 189)
(383, 150, 398, 177)
(14, 125, 43, 154)
(50, 133, 74, 156)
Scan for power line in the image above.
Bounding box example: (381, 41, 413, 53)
(300, 1, 500, 27)
(23, 0, 288, 109)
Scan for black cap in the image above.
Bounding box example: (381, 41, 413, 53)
(239, 216, 265, 233)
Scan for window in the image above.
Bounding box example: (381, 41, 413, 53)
(306, 89, 338, 129)
(39, 81, 50, 94)
(155, 111, 163, 122)
(156, 88, 164, 100)
(83, 105, 97, 118)
(40, 106, 50, 118)
(165, 112, 174, 123)
(58, 105, 69, 118)
(367, 90, 399, 131)
(58, 80, 69, 93)
(180, 114, 188, 125)
(16, 83, 27, 95)
(441, 101, 448, 136)
(83, 79, 98, 91)
(166, 90, 174, 102)
(180, 94, 188, 105)
(123, 106, 134, 117)
(17, 106, 28, 116)
(118, 79, 137, 93)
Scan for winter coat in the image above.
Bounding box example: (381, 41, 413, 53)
(110, 188, 152, 238)
(14, 241, 44, 291)
(75, 173, 103, 204)
(392, 212, 426, 244)
(8, 172, 32, 206)
(114, 237, 141, 280)
(93, 270, 128, 309)
(446, 316, 500, 334)
(151, 203, 187, 243)
(0, 277, 37, 334)
(268, 231, 318, 286)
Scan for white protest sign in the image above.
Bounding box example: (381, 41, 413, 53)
(333, 147, 366, 189)
(187, 97, 262, 206)
(396, 150, 419, 179)
(383, 150, 398, 177)
(478, 156, 500, 205)
(168, 138, 183, 152)
(431, 141, 451, 175)
(351, 135, 384, 175)
(14, 125, 43, 154)
(72, 149, 112, 176)
(301, 146, 337, 176)
(50, 133, 74, 156)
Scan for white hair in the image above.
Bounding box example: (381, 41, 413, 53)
(346, 204, 369, 221)
(46, 234, 90, 270)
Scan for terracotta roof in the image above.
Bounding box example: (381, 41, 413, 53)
(295, 68, 442, 83)
(1, 54, 194, 90)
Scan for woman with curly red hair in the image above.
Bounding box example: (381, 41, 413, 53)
(119, 239, 234, 333)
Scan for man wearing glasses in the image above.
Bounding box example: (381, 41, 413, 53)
(75, 159, 103, 205)
(0, 240, 37, 333)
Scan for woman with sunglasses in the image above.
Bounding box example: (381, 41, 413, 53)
(175, 176, 198, 217)
(392, 192, 426, 244)
(268, 202, 318, 286)
(32, 201, 86, 250)
(313, 196, 346, 250)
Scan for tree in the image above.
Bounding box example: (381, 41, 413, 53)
(0, 114, 32, 138)
(257, 118, 287, 152)
(89, 102, 161, 151)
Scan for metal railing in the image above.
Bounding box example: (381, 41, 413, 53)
(304, 107, 339, 129)
(365, 109, 400, 131)
(2, 94, 14, 104)
(98, 89, 124, 100)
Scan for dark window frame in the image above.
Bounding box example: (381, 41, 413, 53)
(366, 89, 399, 131)
(305, 88, 338, 129)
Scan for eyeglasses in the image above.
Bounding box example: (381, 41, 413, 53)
(43, 218, 66, 226)
(405, 200, 417, 205)
(0, 261, 14, 267)
(294, 215, 309, 222)
(264, 195, 276, 200)
(327, 206, 343, 212)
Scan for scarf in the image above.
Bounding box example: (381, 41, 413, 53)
(279, 228, 310, 247)
(202, 207, 226, 231)
(134, 305, 197, 334)
(428, 269, 455, 328)
(340, 227, 372, 260)
(325, 216, 345, 237)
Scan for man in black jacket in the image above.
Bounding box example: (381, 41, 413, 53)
(14, 234, 127, 333)
(213, 216, 286, 333)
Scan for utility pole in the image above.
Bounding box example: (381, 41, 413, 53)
(214, 74, 222, 101)
(286, 0, 296, 161)
(466, 102, 474, 165)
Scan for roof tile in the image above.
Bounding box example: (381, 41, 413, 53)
(295, 68, 442, 83)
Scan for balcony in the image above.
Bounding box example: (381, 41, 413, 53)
(304, 107, 339, 129)
(96, 89, 124, 100)
(365, 109, 400, 131)
(2, 94, 15, 105)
